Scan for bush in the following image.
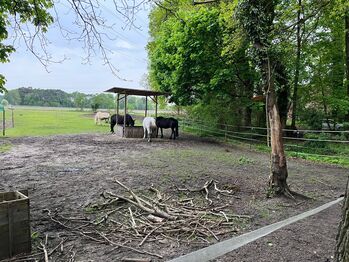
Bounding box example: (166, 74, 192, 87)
(301, 111, 324, 130)
(303, 133, 334, 154)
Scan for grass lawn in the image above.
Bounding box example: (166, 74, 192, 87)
(1, 108, 109, 137)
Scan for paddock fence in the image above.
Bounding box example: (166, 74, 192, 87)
(180, 118, 349, 166)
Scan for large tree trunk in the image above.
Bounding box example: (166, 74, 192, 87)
(244, 106, 252, 127)
(267, 94, 289, 194)
(291, 0, 302, 129)
(345, 12, 349, 121)
(238, 0, 290, 195)
(275, 60, 290, 129)
(335, 177, 349, 262)
(265, 61, 289, 195)
(244, 80, 253, 127)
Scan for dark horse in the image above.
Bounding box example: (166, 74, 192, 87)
(156, 116, 179, 139)
(110, 114, 135, 133)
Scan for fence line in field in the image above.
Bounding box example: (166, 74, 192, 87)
(181, 119, 349, 144)
(180, 119, 349, 161)
(187, 118, 349, 134)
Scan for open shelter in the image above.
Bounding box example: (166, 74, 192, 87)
(105, 87, 169, 138)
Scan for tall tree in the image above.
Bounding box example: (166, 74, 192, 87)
(335, 177, 349, 262)
(238, 0, 291, 196)
(72, 92, 87, 111)
(345, 10, 349, 120)
(148, 2, 256, 127)
(291, 0, 303, 129)
(296, 1, 349, 127)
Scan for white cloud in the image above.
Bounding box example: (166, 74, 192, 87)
(115, 40, 135, 50)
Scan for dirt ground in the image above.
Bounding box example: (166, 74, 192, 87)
(0, 132, 348, 262)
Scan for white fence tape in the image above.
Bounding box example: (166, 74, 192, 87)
(168, 197, 344, 262)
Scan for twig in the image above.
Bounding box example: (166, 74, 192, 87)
(150, 185, 163, 202)
(220, 211, 229, 222)
(139, 224, 163, 247)
(93, 207, 124, 225)
(129, 207, 140, 235)
(213, 181, 233, 194)
(114, 179, 177, 220)
(209, 211, 252, 219)
(40, 237, 68, 261)
(69, 250, 76, 262)
(121, 258, 152, 262)
(199, 223, 219, 241)
(40, 242, 49, 262)
(97, 232, 163, 258)
(77, 231, 106, 243)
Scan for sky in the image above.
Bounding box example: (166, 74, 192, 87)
(0, 1, 151, 94)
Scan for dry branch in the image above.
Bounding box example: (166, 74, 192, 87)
(139, 224, 163, 247)
(114, 179, 177, 220)
(42, 179, 249, 260)
(177, 180, 238, 205)
(97, 232, 163, 259)
(149, 185, 163, 202)
(121, 258, 152, 262)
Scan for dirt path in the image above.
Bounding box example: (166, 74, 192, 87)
(0, 133, 347, 261)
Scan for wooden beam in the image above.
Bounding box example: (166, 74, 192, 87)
(155, 96, 158, 118)
(116, 94, 120, 115)
(149, 96, 156, 103)
(117, 95, 126, 102)
(123, 95, 127, 137)
(145, 96, 148, 117)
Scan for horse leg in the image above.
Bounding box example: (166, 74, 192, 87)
(169, 128, 173, 139)
(161, 128, 164, 138)
(143, 127, 146, 139)
(148, 128, 152, 142)
(156, 127, 159, 138)
(111, 122, 115, 133)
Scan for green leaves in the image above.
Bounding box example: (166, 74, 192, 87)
(149, 4, 252, 106)
(0, 74, 7, 94)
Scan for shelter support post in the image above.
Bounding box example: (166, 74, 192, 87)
(116, 94, 120, 115)
(155, 96, 158, 118)
(123, 94, 127, 137)
(145, 96, 148, 117)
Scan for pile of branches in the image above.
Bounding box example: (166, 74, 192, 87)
(38, 179, 251, 261)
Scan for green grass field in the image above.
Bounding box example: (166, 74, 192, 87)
(0, 108, 109, 137)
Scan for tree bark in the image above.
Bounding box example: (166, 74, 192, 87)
(335, 177, 349, 262)
(291, 0, 302, 129)
(244, 106, 252, 127)
(265, 61, 289, 195)
(239, 0, 290, 195)
(345, 12, 349, 121)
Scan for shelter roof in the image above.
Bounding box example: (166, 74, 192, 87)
(105, 87, 169, 97)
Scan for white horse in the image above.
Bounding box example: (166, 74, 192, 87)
(94, 111, 110, 125)
(142, 117, 156, 142)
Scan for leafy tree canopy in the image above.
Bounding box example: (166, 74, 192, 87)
(148, 2, 255, 108)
